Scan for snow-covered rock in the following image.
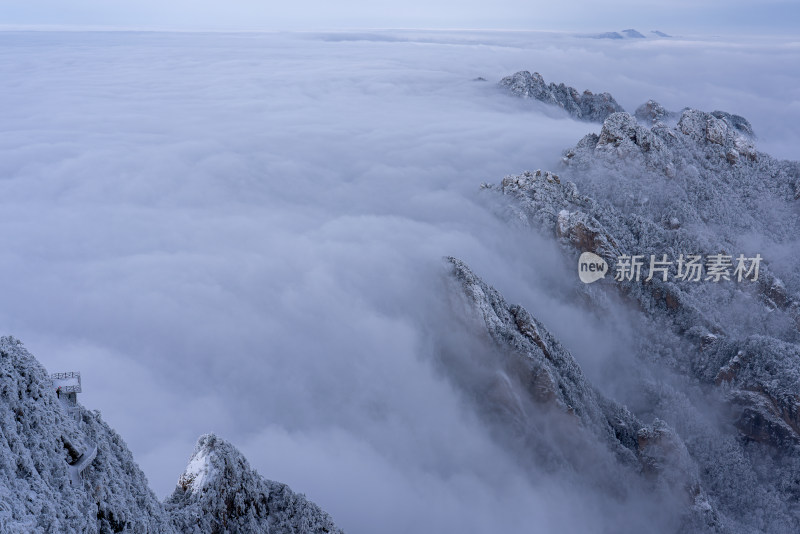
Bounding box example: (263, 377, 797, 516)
(479, 105, 800, 532)
(634, 99, 676, 124)
(634, 99, 755, 139)
(0, 336, 171, 533)
(166, 434, 343, 534)
(0, 337, 344, 533)
(443, 257, 721, 531)
(499, 71, 624, 122)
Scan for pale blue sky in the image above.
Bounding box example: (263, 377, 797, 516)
(2, 0, 798, 33)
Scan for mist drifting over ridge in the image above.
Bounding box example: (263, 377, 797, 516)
(1, 29, 799, 533)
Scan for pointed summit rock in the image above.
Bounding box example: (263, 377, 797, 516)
(166, 434, 344, 534)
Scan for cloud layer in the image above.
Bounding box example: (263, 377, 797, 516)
(0, 30, 798, 532)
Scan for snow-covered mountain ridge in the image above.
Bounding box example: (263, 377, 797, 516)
(0, 337, 344, 533)
(445, 85, 800, 532)
(501, 70, 756, 140)
(500, 71, 624, 122)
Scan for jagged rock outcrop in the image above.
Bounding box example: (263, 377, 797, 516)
(634, 99, 677, 124)
(499, 71, 624, 122)
(443, 257, 720, 531)
(500, 72, 753, 140)
(491, 111, 800, 440)
(709, 110, 755, 138)
(166, 434, 342, 534)
(596, 111, 667, 158)
(634, 100, 755, 138)
(0, 337, 344, 533)
(479, 106, 800, 532)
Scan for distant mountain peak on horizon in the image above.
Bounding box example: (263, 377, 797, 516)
(622, 29, 646, 38)
(582, 28, 672, 40)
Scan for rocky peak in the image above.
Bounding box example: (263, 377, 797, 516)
(499, 71, 624, 122)
(634, 99, 675, 124)
(596, 111, 665, 155)
(0, 338, 345, 533)
(634, 99, 755, 138)
(166, 434, 343, 534)
(710, 110, 755, 137)
(675, 109, 757, 163)
(477, 96, 800, 531)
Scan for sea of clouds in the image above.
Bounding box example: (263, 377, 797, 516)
(0, 29, 798, 533)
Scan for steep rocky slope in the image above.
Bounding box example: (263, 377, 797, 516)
(0, 337, 344, 533)
(0, 336, 170, 533)
(469, 106, 800, 532)
(442, 257, 720, 532)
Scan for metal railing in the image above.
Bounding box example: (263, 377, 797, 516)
(51, 372, 80, 380)
(51, 371, 82, 394)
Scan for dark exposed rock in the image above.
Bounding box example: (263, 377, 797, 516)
(727, 390, 800, 447)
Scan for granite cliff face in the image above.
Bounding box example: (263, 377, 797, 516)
(0, 337, 344, 533)
(464, 106, 800, 532)
(442, 257, 720, 532)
